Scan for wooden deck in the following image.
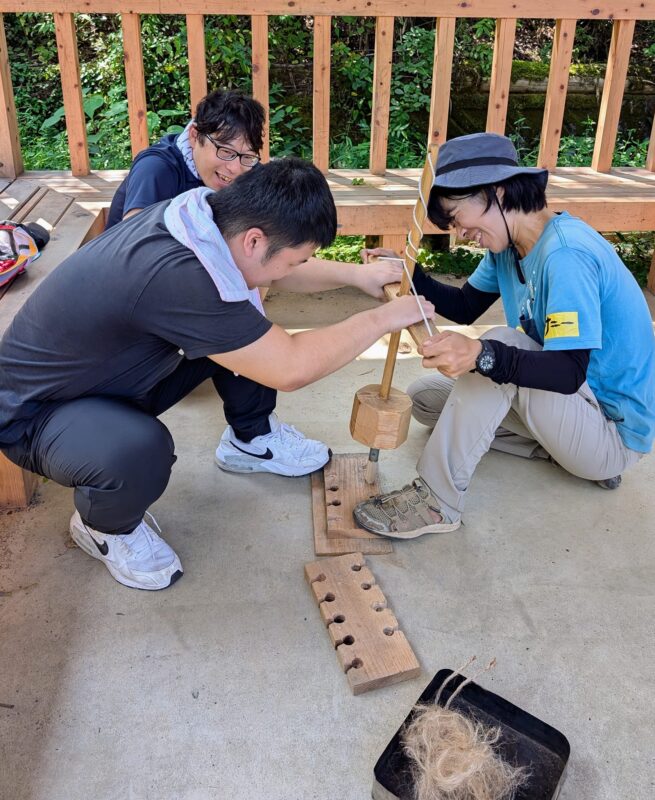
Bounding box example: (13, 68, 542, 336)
(21, 166, 655, 236)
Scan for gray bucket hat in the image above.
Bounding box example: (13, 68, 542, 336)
(432, 132, 548, 190)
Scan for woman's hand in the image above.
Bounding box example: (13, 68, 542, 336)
(359, 247, 402, 264)
(419, 331, 483, 378)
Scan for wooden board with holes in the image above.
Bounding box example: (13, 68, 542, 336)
(324, 453, 389, 541)
(305, 552, 420, 694)
(311, 461, 392, 556)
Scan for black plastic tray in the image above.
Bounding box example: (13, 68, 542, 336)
(372, 668, 570, 800)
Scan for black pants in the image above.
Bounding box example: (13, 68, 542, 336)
(1, 361, 276, 534)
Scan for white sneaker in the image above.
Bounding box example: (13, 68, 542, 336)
(69, 510, 183, 590)
(215, 413, 330, 477)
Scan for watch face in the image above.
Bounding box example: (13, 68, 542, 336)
(477, 341, 495, 374)
(478, 352, 495, 373)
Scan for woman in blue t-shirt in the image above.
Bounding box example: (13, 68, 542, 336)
(354, 132, 655, 539)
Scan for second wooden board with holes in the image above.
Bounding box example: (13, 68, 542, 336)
(305, 552, 420, 695)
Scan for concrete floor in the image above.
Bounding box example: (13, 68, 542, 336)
(1, 285, 654, 800)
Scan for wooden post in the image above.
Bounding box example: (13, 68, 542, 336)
(121, 13, 149, 158)
(538, 19, 576, 170)
(427, 17, 456, 150)
(251, 15, 270, 162)
(54, 13, 90, 176)
(647, 250, 655, 295)
(187, 15, 207, 116)
(369, 16, 394, 176)
(0, 13, 23, 179)
(591, 19, 635, 173)
(486, 18, 516, 135)
(312, 16, 331, 173)
(0, 451, 38, 509)
(646, 110, 655, 172)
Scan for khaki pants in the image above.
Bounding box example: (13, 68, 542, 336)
(409, 326, 642, 523)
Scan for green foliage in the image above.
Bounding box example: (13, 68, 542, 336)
(509, 116, 650, 169)
(511, 61, 550, 82)
(316, 235, 364, 264)
(612, 232, 655, 287)
(317, 236, 483, 280)
(420, 246, 483, 278)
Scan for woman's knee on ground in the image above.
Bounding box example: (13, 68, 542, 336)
(407, 374, 454, 427)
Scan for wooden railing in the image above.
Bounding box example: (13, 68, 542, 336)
(0, 2, 654, 180)
(1, 2, 654, 286)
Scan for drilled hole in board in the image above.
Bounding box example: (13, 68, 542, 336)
(373, 604, 385, 613)
(311, 573, 326, 583)
(351, 564, 362, 572)
(341, 635, 355, 646)
(333, 614, 346, 623)
(328, 500, 342, 507)
(322, 593, 336, 603)
(361, 583, 371, 590)
(383, 627, 395, 636)
(348, 658, 363, 671)
(328, 486, 339, 492)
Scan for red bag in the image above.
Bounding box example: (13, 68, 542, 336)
(0, 221, 49, 288)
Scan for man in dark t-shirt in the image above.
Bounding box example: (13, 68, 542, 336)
(107, 89, 393, 482)
(0, 159, 434, 591)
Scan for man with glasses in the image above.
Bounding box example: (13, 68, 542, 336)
(104, 90, 401, 479)
(106, 90, 265, 227)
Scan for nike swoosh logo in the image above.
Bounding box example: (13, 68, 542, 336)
(231, 442, 275, 460)
(90, 536, 109, 556)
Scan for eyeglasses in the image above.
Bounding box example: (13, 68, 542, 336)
(204, 134, 260, 168)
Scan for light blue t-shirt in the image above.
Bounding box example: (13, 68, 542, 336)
(469, 211, 655, 453)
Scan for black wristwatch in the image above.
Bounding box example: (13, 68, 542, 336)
(475, 339, 496, 375)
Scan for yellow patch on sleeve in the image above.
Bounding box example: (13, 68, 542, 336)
(544, 312, 579, 339)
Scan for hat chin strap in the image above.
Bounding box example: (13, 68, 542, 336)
(493, 193, 525, 285)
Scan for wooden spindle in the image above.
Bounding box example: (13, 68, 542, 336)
(351, 145, 440, 483)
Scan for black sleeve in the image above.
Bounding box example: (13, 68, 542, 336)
(484, 340, 591, 394)
(411, 266, 499, 324)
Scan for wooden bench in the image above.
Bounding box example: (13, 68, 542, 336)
(0, 178, 101, 508)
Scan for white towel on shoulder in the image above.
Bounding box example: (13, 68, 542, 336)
(164, 186, 265, 315)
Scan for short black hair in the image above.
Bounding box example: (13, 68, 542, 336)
(427, 172, 548, 231)
(208, 157, 337, 259)
(195, 89, 265, 154)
